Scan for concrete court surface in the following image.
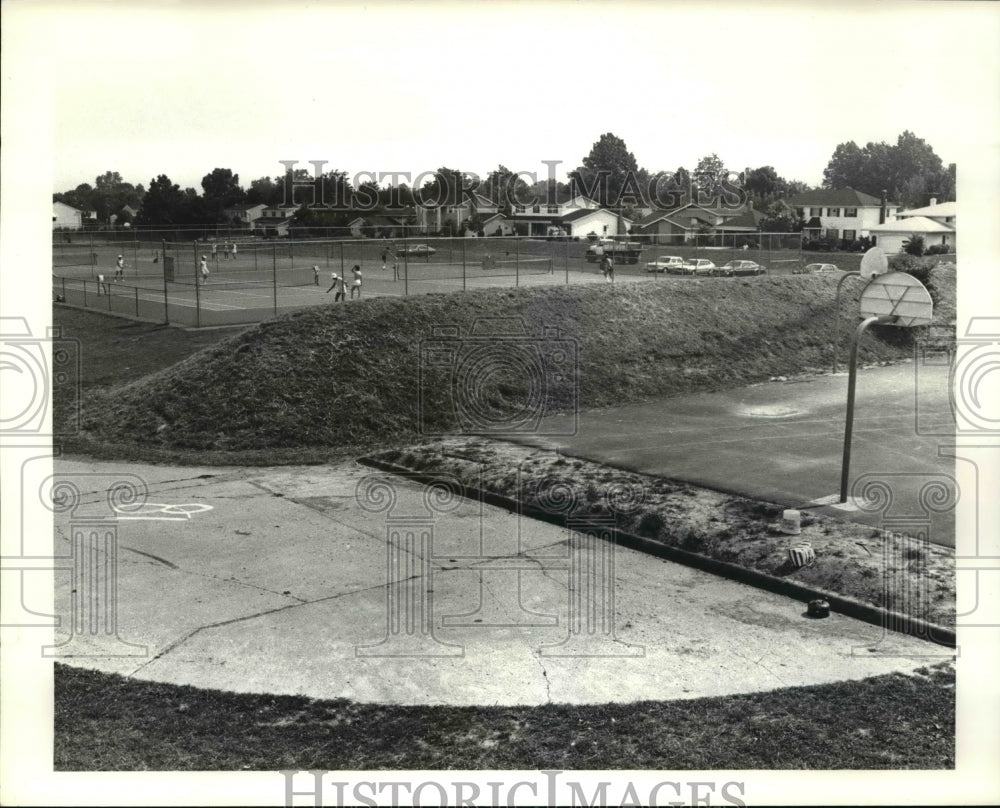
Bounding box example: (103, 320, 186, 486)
(524, 360, 957, 547)
(41, 458, 948, 707)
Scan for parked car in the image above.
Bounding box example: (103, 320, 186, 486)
(645, 255, 689, 274)
(396, 244, 436, 257)
(717, 260, 767, 276)
(688, 259, 717, 276)
(795, 262, 840, 274)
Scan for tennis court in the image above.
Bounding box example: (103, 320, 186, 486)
(53, 233, 807, 327)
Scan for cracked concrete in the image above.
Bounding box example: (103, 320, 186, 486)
(47, 456, 949, 706)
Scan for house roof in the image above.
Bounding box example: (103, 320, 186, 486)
(226, 203, 267, 212)
(788, 187, 891, 207)
(714, 209, 766, 231)
(897, 201, 956, 218)
(53, 201, 81, 212)
(868, 216, 954, 234)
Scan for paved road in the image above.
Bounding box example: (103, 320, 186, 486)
(523, 361, 957, 547)
(37, 458, 945, 706)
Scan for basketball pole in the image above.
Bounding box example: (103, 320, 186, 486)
(840, 314, 893, 503)
(832, 271, 862, 373)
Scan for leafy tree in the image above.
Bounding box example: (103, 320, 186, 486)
(569, 133, 642, 208)
(419, 167, 470, 206)
(822, 131, 953, 207)
(904, 234, 926, 256)
(692, 153, 729, 203)
(485, 165, 532, 214)
(759, 200, 804, 233)
(136, 174, 192, 225)
(201, 168, 244, 205)
(741, 165, 789, 208)
(246, 176, 282, 206)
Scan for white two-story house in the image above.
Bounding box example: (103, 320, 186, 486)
(787, 188, 899, 244)
(252, 206, 297, 237)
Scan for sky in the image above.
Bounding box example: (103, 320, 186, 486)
(30, 0, 997, 195)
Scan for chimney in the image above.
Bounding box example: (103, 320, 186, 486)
(879, 190, 887, 224)
(929, 197, 937, 206)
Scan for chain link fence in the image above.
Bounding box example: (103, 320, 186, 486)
(53, 232, 809, 328)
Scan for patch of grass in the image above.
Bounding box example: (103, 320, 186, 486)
(54, 663, 954, 771)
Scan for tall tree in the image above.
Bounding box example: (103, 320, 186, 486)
(486, 165, 532, 214)
(692, 153, 729, 203)
(136, 174, 188, 225)
(569, 133, 641, 208)
(201, 168, 244, 205)
(822, 131, 953, 207)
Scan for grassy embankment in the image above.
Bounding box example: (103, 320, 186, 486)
(57, 266, 954, 464)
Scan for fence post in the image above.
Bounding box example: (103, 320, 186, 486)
(462, 239, 466, 292)
(515, 237, 519, 287)
(193, 241, 202, 328)
(161, 240, 169, 324)
(565, 238, 569, 286)
(83, 280, 87, 308)
(340, 242, 345, 278)
(134, 286, 139, 318)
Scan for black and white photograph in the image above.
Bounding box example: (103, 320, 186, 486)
(1, 1, 999, 805)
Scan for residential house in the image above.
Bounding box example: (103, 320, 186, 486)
(787, 187, 899, 244)
(347, 214, 412, 239)
(508, 193, 637, 238)
(53, 201, 83, 230)
(867, 216, 954, 254)
(634, 202, 753, 244)
(225, 203, 268, 229)
(416, 191, 500, 234)
(896, 198, 956, 228)
(252, 206, 297, 237)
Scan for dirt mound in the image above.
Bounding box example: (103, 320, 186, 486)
(75, 268, 955, 453)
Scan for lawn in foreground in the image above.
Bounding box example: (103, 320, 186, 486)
(55, 662, 954, 771)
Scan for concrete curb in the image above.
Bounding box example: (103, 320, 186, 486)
(358, 455, 956, 649)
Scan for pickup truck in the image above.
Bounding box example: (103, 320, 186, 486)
(585, 239, 643, 265)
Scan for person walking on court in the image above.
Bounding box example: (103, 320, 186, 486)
(325, 272, 345, 302)
(381, 249, 389, 271)
(199, 255, 210, 284)
(97, 273, 108, 296)
(600, 253, 614, 282)
(115, 255, 125, 282)
(350, 264, 363, 299)
(230, 242, 238, 260)
(211, 242, 218, 262)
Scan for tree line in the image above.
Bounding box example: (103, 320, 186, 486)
(53, 131, 955, 231)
